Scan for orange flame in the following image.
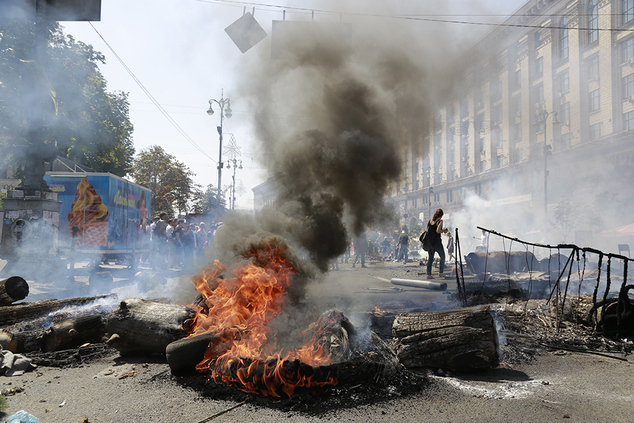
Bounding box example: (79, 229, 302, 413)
(187, 242, 337, 396)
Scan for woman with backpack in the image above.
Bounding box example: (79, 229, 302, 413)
(426, 208, 449, 279)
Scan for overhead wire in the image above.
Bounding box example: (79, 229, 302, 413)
(196, 0, 634, 33)
(88, 22, 218, 164)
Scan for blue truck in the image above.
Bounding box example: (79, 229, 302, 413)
(44, 172, 152, 257)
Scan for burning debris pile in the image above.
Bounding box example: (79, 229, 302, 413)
(165, 239, 406, 397)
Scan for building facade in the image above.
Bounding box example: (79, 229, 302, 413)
(389, 0, 634, 240)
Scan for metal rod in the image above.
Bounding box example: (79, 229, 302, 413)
(390, 278, 447, 291)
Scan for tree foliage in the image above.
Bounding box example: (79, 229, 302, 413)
(0, 20, 134, 177)
(131, 145, 198, 217)
(192, 183, 226, 223)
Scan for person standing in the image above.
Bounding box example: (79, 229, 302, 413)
(475, 229, 489, 252)
(181, 223, 197, 268)
(396, 230, 409, 263)
(197, 223, 208, 251)
(447, 232, 455, 263)
(152, 213, 168, 269)
(426, 208, 449, 279)
(352, 233, 367, 268)
(173, 220, 186, 268)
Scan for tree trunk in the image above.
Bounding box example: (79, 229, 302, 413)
(106, 298, 196, 356)
(0, 296, 110, 326)
(0, 276, 29, 305)
(393, 305, 499, 371)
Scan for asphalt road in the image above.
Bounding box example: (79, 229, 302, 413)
(2, 259, 633, 422)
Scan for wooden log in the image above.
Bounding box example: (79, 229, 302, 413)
(41, 314, 107, 352)
(12, 329, 45, 353)
(106, 298, 196, 355)
(0, 296, 110, 326)
(393, 305, 499, 371)
(0, 276, 29, 305)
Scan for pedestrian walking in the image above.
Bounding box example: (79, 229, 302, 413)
(426, 208, 449, 279)
(352, 233, 367, 268)
(396, 230, 409, 263)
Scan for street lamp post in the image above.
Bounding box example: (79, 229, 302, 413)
(207, 90, 232, 204)
(536, 110, 558, 219)
(226, 159, 243, 210)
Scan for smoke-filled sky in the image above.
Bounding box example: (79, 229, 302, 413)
(60, 0, 527, 210)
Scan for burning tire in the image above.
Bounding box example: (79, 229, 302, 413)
(165, 333, 212, 374)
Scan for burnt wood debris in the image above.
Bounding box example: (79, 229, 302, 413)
(0, 226, 630, 401)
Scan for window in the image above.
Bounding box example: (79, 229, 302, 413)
(535, 56, 544, 77)
(558, 70, 570, 93)
(623, 74, 634, 100)
(513, 69, 522, 89)
(560, 102, 570, 125)
(511, 95, 522, 140)
(560, 17, 569, 60)
(587, 56, 600, 80)
(534, 85, 545, 131)
(589, 89, 601, 112)
(588, 0, 599, 44)
(623, 38, 634, 63)
(589, 122, 601, 140)
(624, 110, 634, 130)
(491, 79, 502, 101)
(475, 87, 484, 109)
(535, 31, 543, 48)
(475, 113, 485, 134)
(560, 132, 571, 149)
(461, 120, 470, 137)
(491, 105, 502, 128)
(624, 0, 634, 25)
(534, 84, 544, 104)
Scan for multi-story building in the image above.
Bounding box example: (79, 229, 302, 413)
(389, 0, 634, 244)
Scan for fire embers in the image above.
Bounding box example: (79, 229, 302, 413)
(183, 242, 339, 397)
(68, 177, 108, 246)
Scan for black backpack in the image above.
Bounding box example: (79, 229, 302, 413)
(419, 223, 432, 252)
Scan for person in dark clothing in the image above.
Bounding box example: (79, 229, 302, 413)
(352, 233, 367, 268)
(396, 230, 409, 263)
(173, 220, 186, 268)
(426, 208, 449, 279)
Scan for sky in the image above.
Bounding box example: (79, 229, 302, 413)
(60, 0, 528, 210)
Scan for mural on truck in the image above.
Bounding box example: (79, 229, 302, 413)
(68, 177, 109, 246)
(45, 174, 152, 251)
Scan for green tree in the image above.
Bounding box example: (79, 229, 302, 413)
(0, 20, 134, 177)
(552, 197, 574, 242)
(131, 146, 197, 216)
(192, 183, 226, 223)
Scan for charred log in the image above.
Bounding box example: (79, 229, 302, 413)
(41, 315, 106, 352)
(393, 305, 499, 371)
(106, 299, 196, 355)
(0, 296, 110, 326)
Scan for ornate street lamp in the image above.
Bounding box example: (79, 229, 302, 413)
(207, 90, 232, 203)
(226, 159, 243, 210)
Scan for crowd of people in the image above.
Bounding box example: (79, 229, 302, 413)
(147, 212, 217, 270)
